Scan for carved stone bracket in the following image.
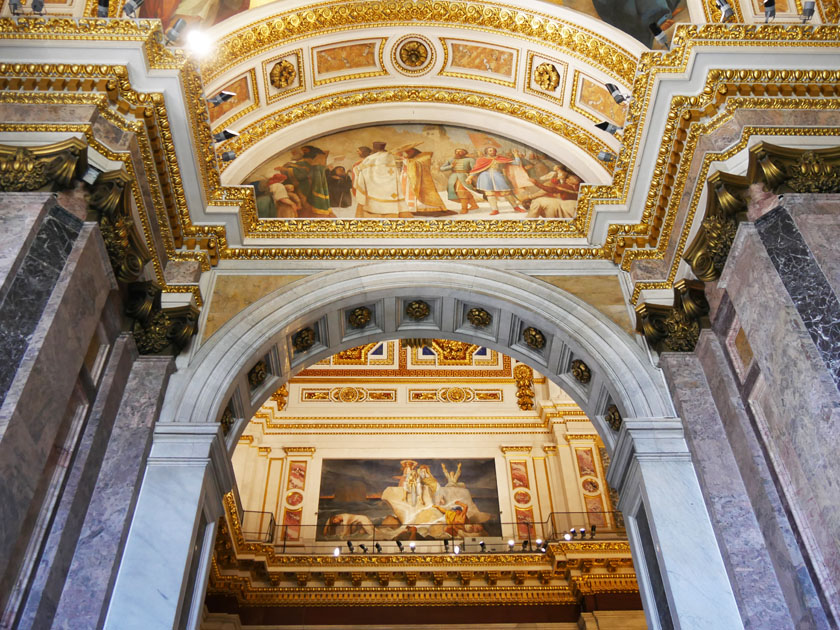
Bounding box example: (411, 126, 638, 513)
(127, 281, 199, 355)
(88, 169, 152, 284)
(514, 364, 535, 411)
(635, 280, 709, 353)
(0, 138, 87, 192)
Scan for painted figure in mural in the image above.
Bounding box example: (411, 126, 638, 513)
(322, 513, 375, 538)
(439, 149, 479, 214)
(524, 165, 581, 219)
(350, 146, 372, 217)
(140, 0, 248, 32)
(297, 145, 333, 217)
(354, 142, 409, 218)
(248, 180, 275, 219)
(590, 0, 682, 46)
(433, 501, 484, 537)
(441, 462, 464, 487)
(467, 147, 526, 216)
(327, 166, 353, 208)
(395, 144, 449, 216)
(417, 465, 441, 506)
(267, 170, 302, 218)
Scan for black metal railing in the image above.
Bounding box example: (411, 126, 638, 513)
(236, 509, 625, 554)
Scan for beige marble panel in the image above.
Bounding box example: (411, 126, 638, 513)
(534, 275, 632, 335)
(202, 274, 305, 342)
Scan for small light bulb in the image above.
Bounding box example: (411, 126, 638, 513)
(333, 547, 340, 556)
(454, 545, 460, 555)
(564, 533, 572, 541)
(185, 29, 212, 57)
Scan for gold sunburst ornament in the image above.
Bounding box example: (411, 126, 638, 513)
(399, 40, 428, 67)
(534, 63, 560, 92)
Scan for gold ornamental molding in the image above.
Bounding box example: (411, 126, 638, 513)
(282, 447, 316, 455)
(500, 446, 533, 454)
(201, 0, 640, 85)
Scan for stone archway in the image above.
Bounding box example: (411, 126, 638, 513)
(106, 263, 743, 630)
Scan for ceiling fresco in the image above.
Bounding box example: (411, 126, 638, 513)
(242, 123, 584, 221)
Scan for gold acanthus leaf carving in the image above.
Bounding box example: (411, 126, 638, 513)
(0, 147, 47, 191)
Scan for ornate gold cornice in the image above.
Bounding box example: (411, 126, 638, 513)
(500, 446, 533, 455)
(201, 1, 639, 85)
(282, 447, 316, 455)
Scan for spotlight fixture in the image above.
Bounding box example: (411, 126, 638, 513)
(801, 0, 815, 21)
(539, 541, 549, 552)
(346, 541, 354, 552)
(9, 0, 21, 14)
(333, 547, 340, 557)
(595, 121, 622, 136)
(443, 539, 449, 551)
(396, 540, 404, 552)
(185, 28, 212, 57)
(454, 545, 460, 555)
(374, 542, 382, 553)
(591, 525, 597, 539)
(31, 0, 45, 13)
(212, 129, 239, 143)
(207, 90, 235, 107)
(563, 533, 572, 541)
(570, 528, 577, 539)
(521, 540, 529, 552)
(164, 18, 186, 45)
(604, 83, 631, 105)
(409, 541, 416, 552)
(121, 0, 144, 17)
(507, 539, 515, 551)
(219, 151, 236, 162)
(479, 541, 486, 552)
(715, 0, 734, 22)
(579, 528, 586, 538)
(96, 0, 109, 17)
(649, 22, 669, 50)
(763, 0, 775, 22)
(597, 151, 617, 163)
(359, 544, 368, 553)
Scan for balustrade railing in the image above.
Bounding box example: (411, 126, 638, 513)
(235, 509, 625, 555)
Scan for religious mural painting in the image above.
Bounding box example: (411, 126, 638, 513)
(138, 0, 249, 31)
(563, 0, 689, 47)
(242, 123, 583, 221)
(317, 458, 501, 540)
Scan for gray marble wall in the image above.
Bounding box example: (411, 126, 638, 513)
(664, 196, 840, 628)
(0, 193, 174, 630)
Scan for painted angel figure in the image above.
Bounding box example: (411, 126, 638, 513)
(441, 462, 464, 487)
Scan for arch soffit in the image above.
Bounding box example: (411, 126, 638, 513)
(167, 264, 675, 452)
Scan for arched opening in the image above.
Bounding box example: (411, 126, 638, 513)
(106, 263, 743, 630)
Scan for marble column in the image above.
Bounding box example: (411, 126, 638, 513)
(608, 419, 744, 630)
(104, 423, 234, 630)
(660, 345, 795, 629)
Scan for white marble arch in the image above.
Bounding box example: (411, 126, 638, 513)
(107, 263, 744, 630)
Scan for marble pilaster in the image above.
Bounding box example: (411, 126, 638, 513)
(50, 355, 174, 630)
(660, 346, 795, 630)
(14, 335, 137, 630)
(719, 223, 840, 621)
(104, 423, 234, 630)
(0, 215, 114, 618)
(608, 419, 744, 630)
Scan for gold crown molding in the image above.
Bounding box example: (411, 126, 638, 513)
(201, 1, 639, 86)
(563, 433, 599, 442)
(282, 446, 316, 454)
(500, 446, 533, 454)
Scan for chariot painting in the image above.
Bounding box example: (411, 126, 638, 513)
(242, 123, 583, 222)
(317, 458, 502, 541)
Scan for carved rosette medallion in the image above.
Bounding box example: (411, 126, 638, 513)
(466, 307, 492, 328)
(269, 60, 297, 89)
(248, 359, 268, 389)
(534, 62, 560, 91)
(220, 406, 235, 435)
(522, 327, 546, 350)
(348, 306, 372, 329)
(292, 327, 317, 352)
(405, 300, 431, 321)
(570, 359, 591, 384)
(392, 34, 435, 75)
(605, 405, 622, 432)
